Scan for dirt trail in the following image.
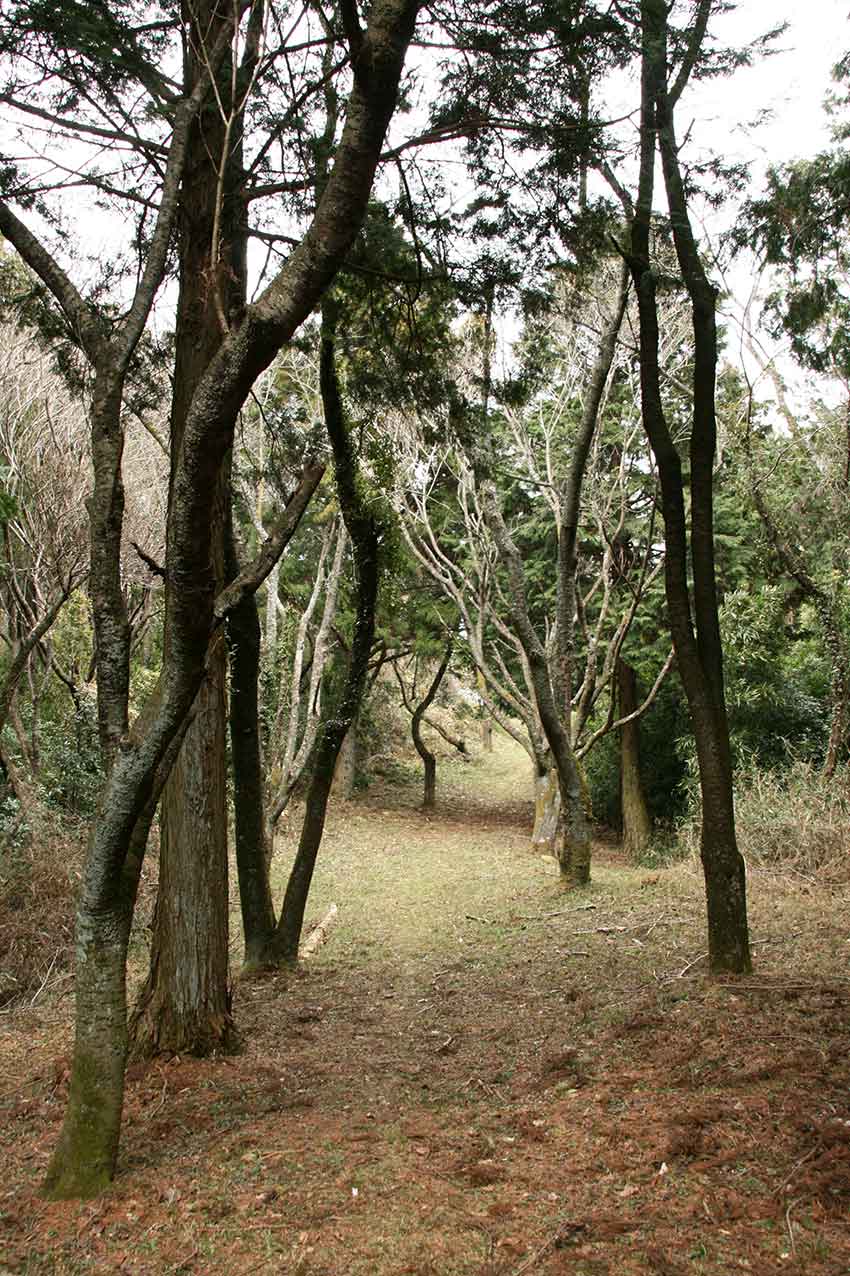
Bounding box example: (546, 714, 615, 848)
(1, 736, 849, 1274)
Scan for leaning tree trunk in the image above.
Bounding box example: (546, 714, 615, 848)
(266, 305, 381, 966)
(618, 659, 652, 857)
(44, 712, 187, 1197)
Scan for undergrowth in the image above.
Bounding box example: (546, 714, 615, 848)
(0, 820, 79, 1007)
(676, 758, 850, 881)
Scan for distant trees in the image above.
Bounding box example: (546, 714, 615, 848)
(401, 256, 673, 879)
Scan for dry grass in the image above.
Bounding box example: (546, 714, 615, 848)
(677, 758, 850, 884)
(0, 823, 79, 1009)
(1, 733, 849, 1275)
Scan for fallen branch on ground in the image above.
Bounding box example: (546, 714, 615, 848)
(516, 904, 597, 921)
(299, 904, 339, 960)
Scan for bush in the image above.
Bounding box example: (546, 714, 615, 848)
(676, 758, 850, 882)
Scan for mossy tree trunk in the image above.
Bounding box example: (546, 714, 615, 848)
(531, 763, 560, 852)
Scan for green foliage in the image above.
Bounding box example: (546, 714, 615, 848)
(38, 694, 102, 816)
(744, 150, 850, 377)
(720, 587, 830, 768)
(584, 676, 692, 832)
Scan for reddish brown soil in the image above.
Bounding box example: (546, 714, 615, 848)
(1, 754, 848, 1275)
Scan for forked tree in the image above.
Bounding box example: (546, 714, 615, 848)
(1, 0, 420, 1197)
(621, 0, 751, 973)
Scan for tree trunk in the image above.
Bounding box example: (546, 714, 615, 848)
(129, 635, 235, 1056)
(531, 765, 559, 851)
(226, 524, 276, 970)
(628, 0, 750, 972)
(411, 641, 453, 811)
(332, 724, 359, 800)
(44, 754, 173, 1197)
(267, 305, 381, 966)
(129, 0, 249, 1053)
(43, 916, 131, 1197)
(618, 659, 652, 857)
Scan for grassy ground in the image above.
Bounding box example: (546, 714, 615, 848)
(1, 732, 849, 1274)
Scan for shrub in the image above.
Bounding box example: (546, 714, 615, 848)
(677, 758, 850, 882)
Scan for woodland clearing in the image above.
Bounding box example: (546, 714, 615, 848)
(1, 733, 848, 1275)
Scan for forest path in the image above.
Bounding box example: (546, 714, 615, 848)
(2, 733, 849, 1275)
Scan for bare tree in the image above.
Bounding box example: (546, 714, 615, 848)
(400, 262, 672, 879)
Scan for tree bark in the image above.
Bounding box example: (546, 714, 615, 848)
(267, 305, 381, 965)
(44, 706, 190, 1196)
(531, 764, 560, 852)
(129, 639, 235, 1057)
(618, 659, 652, 857)
(627, 0, 750, 972)
(129, 0, 246, 1057)
(42, 0, 419, 1194)
(411, 641, 453, 810)
(226, 520, 277, 970)
(332, 724, 360, 800)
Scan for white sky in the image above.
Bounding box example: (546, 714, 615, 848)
(692, 0, 846, 172)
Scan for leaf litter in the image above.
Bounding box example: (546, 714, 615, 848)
(0, 735, 848, 1274)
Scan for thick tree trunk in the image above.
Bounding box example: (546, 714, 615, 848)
(618, 659, 652, 857)
(43, 918, 130, 1197)
(130, 0, 249, 1053)
(44, 763, 169, 1197)
(129, 635, 235, 1056)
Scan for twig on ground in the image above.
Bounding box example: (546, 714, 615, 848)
(29, 952, 59, 1005)
(785, 1198, 798, 1256)
(573, 925, 628, 936)
(777, 1145, 820, 1196)
(146, 1080, 168, 1120)
(465, 914, 495, 925)
(675, 951, 709, 978)
(516, 904, 597, 921)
